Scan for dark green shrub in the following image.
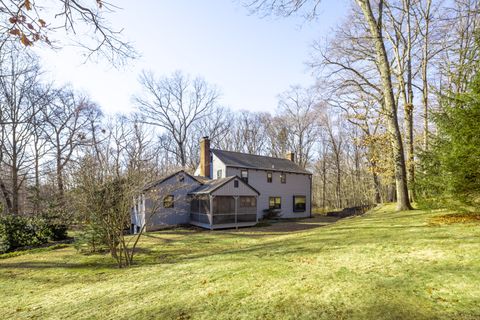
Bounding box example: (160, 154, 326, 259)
(0, 215, 69, 253)
(47, 224, 68, 241)
(74, 223, 109, 253)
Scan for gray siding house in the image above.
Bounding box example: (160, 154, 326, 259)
(132, 137, 312, 231)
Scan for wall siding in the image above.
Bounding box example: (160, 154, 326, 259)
(142, 174, 201, 229)
(226, 167, 311, 219)
(212, 178, 258, 197)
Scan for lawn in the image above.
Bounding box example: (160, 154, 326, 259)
(0, 204, 479, 319)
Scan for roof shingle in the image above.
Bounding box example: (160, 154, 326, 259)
(211, 149, 311, 175)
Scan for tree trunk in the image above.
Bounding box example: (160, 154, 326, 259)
(356, 0, 412, 211)
(404, 0, 415, 203)
(0, 179, 12, 213)
(421, 0, 432, 151)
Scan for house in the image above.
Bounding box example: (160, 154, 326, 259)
(131, 137, 312, 231)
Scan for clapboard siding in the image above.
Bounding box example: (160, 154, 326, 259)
(141, 173, 201, 230)
(226, 167, 311, 219)
(212, 177, 258, 196)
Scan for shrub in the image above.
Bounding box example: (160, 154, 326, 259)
(0, 215, 69, 254)
(262, 208, 282, 219)
(74, 223, 109, 253)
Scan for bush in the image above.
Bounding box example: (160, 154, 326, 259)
(74, 223, 109, 253)
(47, 224, 68, 241)
(0, 215, 68, 254)
(262, 208, 282, 219)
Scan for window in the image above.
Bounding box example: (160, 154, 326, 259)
(280, 172, 286, 184)
(234, 180, 239, 188)
(177, 174, 184, 182)
(163, 195, 174, 208)
(241, 170, 248, 184)
(267, 171, 272, 183)
(217, 169, 222, 179)
(240, 196, 256, 208)
(293, 196, 306, 212)
(269, 197, 281, 210)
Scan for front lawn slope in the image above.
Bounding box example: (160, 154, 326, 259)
(0, 204, 479, 319)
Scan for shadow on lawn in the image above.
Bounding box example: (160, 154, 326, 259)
(0, 260, 116, 270)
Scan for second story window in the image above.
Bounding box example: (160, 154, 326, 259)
(234, 180, 239, 188)
(217, 169, 222, 179)
(267, 171, 272, 183)
(241, 169, 248, 184)
(280, 172, 286, 184)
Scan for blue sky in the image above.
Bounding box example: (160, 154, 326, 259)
(35, 0, 347, 114)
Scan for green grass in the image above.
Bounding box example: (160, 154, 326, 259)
(0, 204, 479, 319)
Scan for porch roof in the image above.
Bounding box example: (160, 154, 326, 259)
(189, 176, 260, 196)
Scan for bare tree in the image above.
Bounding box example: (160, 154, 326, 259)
(0, 0, 135, 64)
(277, 86, 323, 168)
(43, 88, 92, 203)
(0, 49, 42, 214)
(135, 71, 221, 168)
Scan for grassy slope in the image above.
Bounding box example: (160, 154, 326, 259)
(0, 204, 479, 320)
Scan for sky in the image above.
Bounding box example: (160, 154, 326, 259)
(34, 0, 347, 115)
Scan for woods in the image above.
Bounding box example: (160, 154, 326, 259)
(0, 0, 478, 261)
(1, 2, 480, 319)
(0, 1, 479, 215)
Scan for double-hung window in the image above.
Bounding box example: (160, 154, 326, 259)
(269, 197, 281, 210)
(280, 172, 286, 184)
(267, 172, 272, 183)
(241, 170, 248, 184)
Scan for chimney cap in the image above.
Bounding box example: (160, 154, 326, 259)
(202, 136, 210, 140)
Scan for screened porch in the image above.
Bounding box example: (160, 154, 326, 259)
(189, 195, 258, 229)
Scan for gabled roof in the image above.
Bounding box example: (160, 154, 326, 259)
(143, 170, 203, 191)
(211, 149, 311, 175)
(189, 176, 260, 195)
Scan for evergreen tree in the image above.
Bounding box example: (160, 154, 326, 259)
(418, 73, 480, 209)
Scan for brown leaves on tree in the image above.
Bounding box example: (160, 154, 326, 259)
(24, 0, 31, 10)
(20, 34, 32, 46)
(8, 10, 48, 47)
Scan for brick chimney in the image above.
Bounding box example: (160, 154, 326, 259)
(285, 152, 295, 162)
(200, 136, 211, 178)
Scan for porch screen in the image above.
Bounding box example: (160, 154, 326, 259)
(213, 196, 235, 214)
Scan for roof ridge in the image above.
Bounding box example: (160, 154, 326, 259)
(211, 148, 293, 162)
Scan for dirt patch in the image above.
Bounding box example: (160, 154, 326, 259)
(429, 213, 480, 225)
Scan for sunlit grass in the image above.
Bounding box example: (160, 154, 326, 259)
(0, 204, 479, 319)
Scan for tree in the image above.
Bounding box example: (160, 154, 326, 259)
(135, 71, 220, 168)
(0, 0, 135, 64)
(0, 48, 42, 214)
(418, 73, 480, 209)
(277, 86, 323, 168)
(247, 0, 413, 210)
(44, 88, 93, 203)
